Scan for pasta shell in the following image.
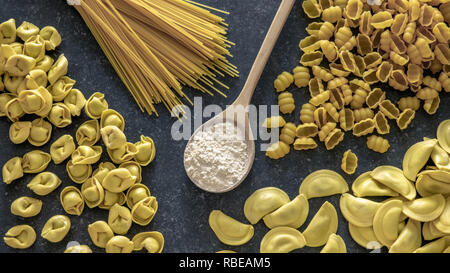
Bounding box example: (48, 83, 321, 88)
(302, 0, 322, 18)
(279, 122, 296, 145)
(244, 187, 290, 224)
(341, 149, 358, 174)
(295, 123, 318, 138)
(389, 219, 422, 253)
(318, 122, 336, 142)
(320, 234, 347, 253)
(371, 11, 393, 29)
(293, 66, 310, 88)
(300, 51, 323, 67)
(366, 88, 385, 109)
(371, 166, 416, 200)
(302, 201, 338, 247)
(260, 227, 306, 253)
(372, 199, 403, 248)
(352, 171, 399, 197)
(353, 118, 376, 137)
(339, 108, 355, 131)
(293, 137, 318, 151)
(310, 89, 330, 106)
(356, 33, 373, 56)
(265, 141, 290, 160)
(373, 111, 390, 135)
(402, 138, 438, 181)
(299, 36, 321, 53)
(262, 116, 286, 128)
(263, 194, 309, 229)
(396, 106, 416, 130)
(376, 61, 393, 82)
(367, 135, 390, 153)
(324, 128, 344, 150)
(299, 169, 348, 199)
(209, 210, 254, 246)
(379, 99, 400, 119)
(403, 194, 446, 222)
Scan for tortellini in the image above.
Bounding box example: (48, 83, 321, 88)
(76, 119, 100, 146)
(209, 210, 254, 246)
(126, 183, 150, 209)
(27, 172, 61, 196)
(88, 221, 114, 248)
(4, 225, 36, 249)
(21, 150, 51, 173)
(16, 21, 39, 42)
(40, 26, 61, 51)
(132, 231, 164, 253)
(10, 196, 42, 218)
(28, 118, 52, 147)
(47, 54, 68, 85)
(50, 134, 75, 164)
(66, 160, 92, 184)
(17, 86, 52, 117)
(2, 156, 23, 184)
(108, 204, 132, 235)
(105, 236, 134, 253)
(41, 215, 71, 243)
(134, 136, 156, 166)
(60, 186, 85, 216)
(71, 145, 102, 165)
(63, 88, 86, 116)
(48, 102, 72, 128)
(101, 125, 126, 150)
(64, 245, 93, 253)
(102, 168, 137, 193)
(85, 92, 108, 119)
(81, 177, 105, 208)
(131, 196, 158, 226)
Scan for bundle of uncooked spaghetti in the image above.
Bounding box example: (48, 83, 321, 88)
(73, 0, 238, 116)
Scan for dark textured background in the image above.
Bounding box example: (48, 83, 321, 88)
(0, 0, 448, 253)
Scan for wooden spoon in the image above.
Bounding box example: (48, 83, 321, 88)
(184, 0, 296, 193)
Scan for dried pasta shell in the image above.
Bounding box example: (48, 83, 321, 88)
(323, 103, 339, 122)
(322, 6, 342, 24)
(302, 0, 322, 18)
(260, 227, 306, 253)
(66, 160, 92, 184)
(417, 25, 436, 44)
(371, 166, 416, 200)
(374, 111, 390, 135)
(379, 100, 400, 119)
(389, 219, 422, 253)
(391, 13, 408, 35)
(433, 197, 450, 234)
(299, 169, 348, 199)
(403, 194, 446, 222)
(352, 171, 399, 197)
(60, 186, 85, 216)
(300, 103, 316, 124)
(263, 195, 309, 229)
(353, 118, 375, 137)
(389, 70, 408, 91)
(132, 232, 164, 253)
(376, 61, 393, 82)
(274, 71, 294, 92)
(308, 77, 324, 97)
(433, 22, 450, 43)
(403, 22, 417, 44)
(318, 122, 336, 142)
(353, 55, 366, 77)
(85, 92, 108, 119)
(398, 96, 420, 112)
(340, 193, 381, 227)
(435, 43, 450, 65)
(9, 121, 31, 144)
(296, 123, 318, 138)
(348, 223, 381, 250)
(371, 11, 393, 29)
(302, 201, 338, 247)
(244, 187, 290, 224)
(28, 118, 52, 147)
(299, 36, 321, 54)
(339, 108, 355, 131)
(341, 150, 358, 174)
(390, 51, 409, 66)
(407, 64, 423, 85)
(317, 22, 335, 40)
(278, 91, 295, 114)
(329, 88, 345, 110)
(420, 4, 435, 27)
(293, 66, 310, 88)
(27, 172, 61, 196)
(329, 64, 351, 77)
(327, 77, 348, 90)
(417, 87, 439, 101)
(71, 145, 102, 165)
(300, 51, 323, 67)
(390, 33, 407, 55)
(306, 22, 323, 36)
(279, 122, 296, 145)
(131, 196, 158, 226)
(366, 88, 385, 109)
(335, 26, 355, 50)
(423, 75, 442, 91)
(362, 68, 379, 84)
(265, 141, 290, 160)
(312, 66, 334, 82)
(415, 37, 433, 59)
(339, 50, 357, 73)
(359, 11, 373, 35)
(324, 128, 344, 150)
(293, 137, 318, 151)
(353, 108, 374, 123)
(81, 177, 105, 209)
(313, 106, 328, 128)
(22, 150, 51, 174)
(396, 109, 415, 130)
(437, 120, 450, 153)
(263, 116, 286, 129)
(372, 199, 403, 248)
(356, 33, 373, 56)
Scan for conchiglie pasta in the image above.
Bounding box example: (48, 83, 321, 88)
(302, 0, 322, 19)
(300, 103, 316, 124)
(322, 6, 342, 23)
(293, 66, 310, 88)
(278, 92, 295, 114)
(274, 72, 294, 92)
(367, 135, 390, 153)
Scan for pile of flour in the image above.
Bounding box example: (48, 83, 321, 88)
(184, 122, 248, 192)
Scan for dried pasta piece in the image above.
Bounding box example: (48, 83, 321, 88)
(389, 70, 409, 91)
(318, 122, 336, 142)
(379, 30, 391, 53)
(274, 71, 294, 92)
(313, 107, 328, 128)
(379, 100, 400, 119)
(367, 135, 390, 153)
(423, 75, 442, 92)
(299, 36, 321, 53)
(300, 51, 323, 67)
(402, 138, 437, 181)
(329, 64, 351, 77)
(293, 137, 318, 150)
(323, 103, 339, 122)
(320, 40, 339, 63)
(353, 118, 376, 137)
(329, 88, 345, 110)
(341, 84, 353, 105)
(416, 87, 439, 100)
(300, 103, 316, 123)
(308, 77, 324, 97)
(391, 13, 408, 35)
(260, 227, 306, 253)
(363, 52, 382, 69)
(415, 37, 433, 60)
(417, 25, 436, 44)
(335, 27, 356, 51)
(306, 22, 323, 36)
(353, 55, 366, 77)
(403, 22, 417, 44)
(317, 22, 335, 41)
(341, 150, 358, 175)
(339, 50, 357, 73)
(327, 77, 348, 90)
(398, 96, 420, 112)
(396, 109, 415, 130)
(371, 166, 416, 200)
(353, 108, 374, 123)
(244, 187, 290, 224)
(371, 11, 393, 29)
(359, 11, 373, 35)
(309, 90, 330, 106)
(407, 44, 423, 65)
(278, 92, 295, 114)
(390, 33, 407, 55)
(390, 51, 409, 66)
(376, 61, 393, 82)
(324, 128, 344, 150)
(302, 201, 338, 247)
(356, 34, 373, 56)
(351, 88, 368, 109)
(262, 116, 286, 128)
(433, 22, 450, 44)
(423, 96, 440, 115)
(266, 141, 290, 160)
(321, 6, 342, 24)
(439, 72, 450, 92)
(339, 108, 355, 131)
(9, 121, 31, 144)
(296, 123, 318, 138)
(366, 88, 385, 109)
(293, 66, 310, 88)
(434, 44, 450, 65)
(299, 169, 348, 199)
(373, 111, 390, 135)
(420, 4, 435, 27)
(279, 123, 296, 145)
(312, 66, 333, 82)
(406, 64, 423, 85)
(302, 0, 322, 19)
(403, 194, 446, 222)
(345, 0, 364, 20)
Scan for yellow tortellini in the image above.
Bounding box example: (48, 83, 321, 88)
(102, 168, 137, 193)
(134, 135, 156, 166)
(63, 88, 86, 116)
(126, 184, 151, 209)
(88, 221, 114, 248)
(100, 125, 126, 150)
(27, 172, 62, 196)
(209, 210, 254, 246)
(28, 118, 52, 147)
(99, 190, 127, 210)
(76, 119, 100, 146)
(4, 54, 36, 77)
(108, 204, 132, 235)
(107, 142, 138, 164)
(260, 227, 306, 253)
(64, 245, 93, 253)
(21, 150, 51, 173)
(66, 160, 92, 184)
(105, 236, 134, 253)
(4, 225, 36, 249)
(81, 177, 105, 208)
(47, 54, 68, 85)
(10, 196, 42, 218)
(60, 186, 85, 216)
(120, 161, 142, 184)
(299, 169, 348, 199)
(85, 92, 108, 120)
(2, 156, 23, 184)
(23, 35, 45, 61)
(132, 231, 164, 253)
(41, 215, 71, 243)
(71, 145, 102, 165)
(244, 187, 290, 225)
(50, 134, 76, 164)
(48, 102, 72, 128)
(17, 86, 52, 117)
(16, 21, 39, 42)
(48, 76, 75, 101)
(39, 26, 61, 51)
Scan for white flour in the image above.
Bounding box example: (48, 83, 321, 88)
(184, 122, 248, 192)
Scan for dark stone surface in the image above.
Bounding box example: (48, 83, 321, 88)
(0, 0, 448, 253)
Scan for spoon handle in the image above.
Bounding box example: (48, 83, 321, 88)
(234, 0, 296, 107)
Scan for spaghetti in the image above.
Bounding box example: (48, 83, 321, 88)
(73, 0, 238, 116)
